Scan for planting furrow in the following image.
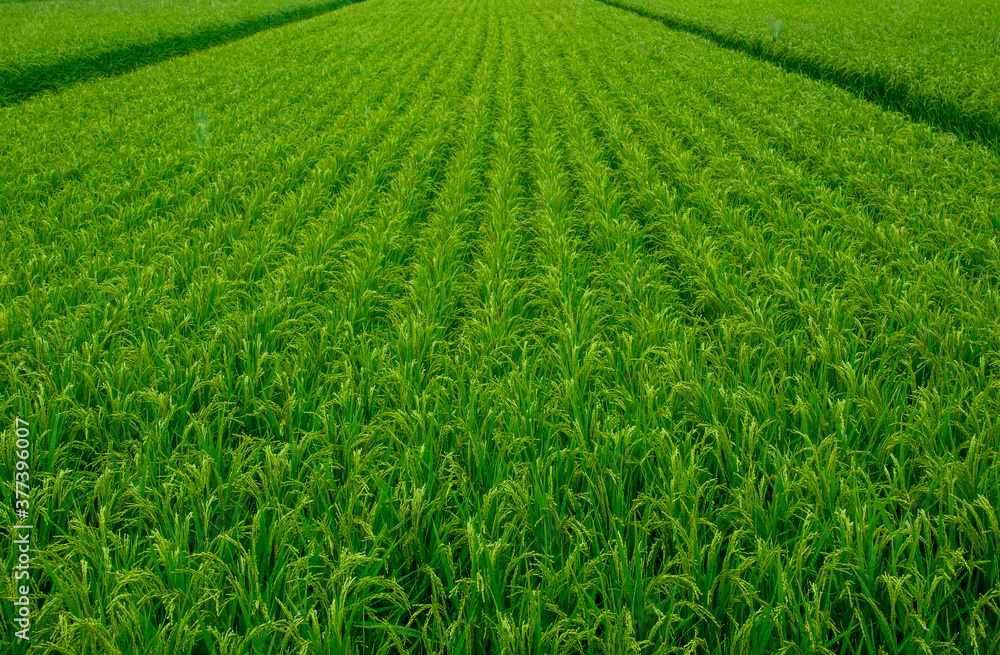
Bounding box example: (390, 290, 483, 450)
(6, 5, 445, 330)
(535, 10, 743, 650)
(0, 4, 493, 652)
(0, 5, 462, 466)
(595, 9, 1000, 462)
(3, 1, 999, 653)
(448, 18, 541, 493)
(350, 15, 507, 652)
(165, 16, 481, 452)
(0, 0, 367, 106)
(446, 17, 625, 653)
(0, 3, 441, 302)
(595, 8, 1000, 288)
(563, 0, 998, 455)
(538, 2, 1000, 651)
(423, 18, 555, 652)
(246, 5, 507, 650)
(547, 11, 847, 650)
(596, 0, 1000, 151)
(570, 0, 1000, 470)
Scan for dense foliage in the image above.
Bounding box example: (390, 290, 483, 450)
(607, 0, 1000, 147)
(1, 0, 998, 653)
(0, 0, 361, 104)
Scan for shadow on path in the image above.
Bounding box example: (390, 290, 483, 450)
(1, 0, 364, 106)
(597, 0, 999, 153)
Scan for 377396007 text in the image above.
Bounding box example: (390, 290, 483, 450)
(11, 417, 32, 642)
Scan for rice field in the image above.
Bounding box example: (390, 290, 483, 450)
(1, 0, 999, 653)
(0, 0, 361, 104)
(606, 0, 1000, 146)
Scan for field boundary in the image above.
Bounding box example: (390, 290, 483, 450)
(0, 0, 365, 107)
(596, 0, 1000, 153)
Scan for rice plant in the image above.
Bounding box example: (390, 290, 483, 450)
(1, 0, 998, 653)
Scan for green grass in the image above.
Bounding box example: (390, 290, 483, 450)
(0, 0, 365, 104)
(1, 0, 999, 652)
(603, 0, 1000, 148)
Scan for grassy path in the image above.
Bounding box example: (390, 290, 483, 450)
(598, 0, 1000, 151)
(0, 0, 367, 106)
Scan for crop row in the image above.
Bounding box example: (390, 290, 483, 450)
(2, 0, 487, 649)
(0, 0, 364, 104)
(1, 0, 998, 652)
(604, 0, 1000, 148)
(528, 1, 1000, 651)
